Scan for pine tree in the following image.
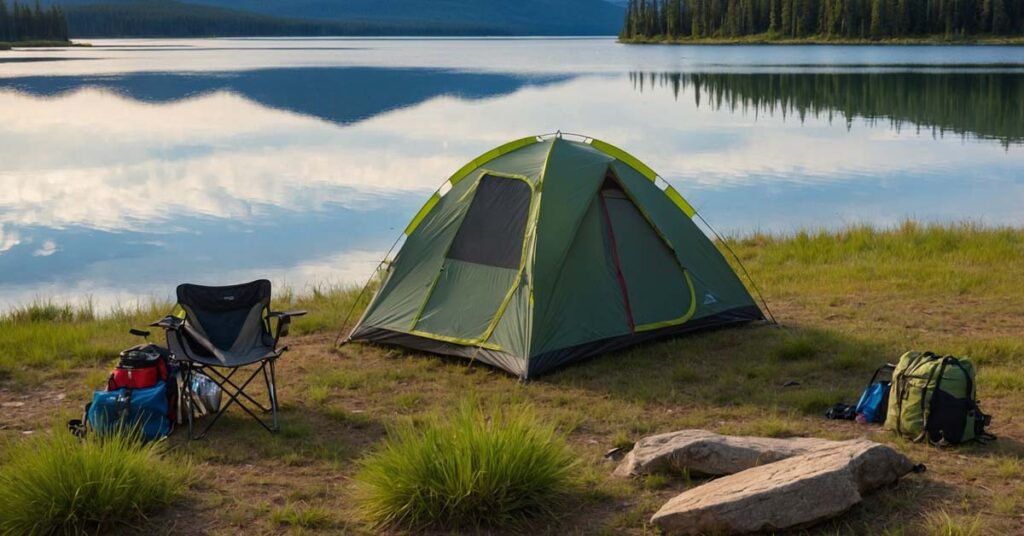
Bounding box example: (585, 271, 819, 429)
(691, 0, 704, 37)
(793, 0, 804, 36)
(0, 0, 9, 42)
(781, 0, 792, 36)
(870, 0, 882, 38)
(621, 0, 633, 38)
(991, 0, 1007, 33)
(16, 2, 28, 40)
(31, 0, 41, 39)
(57, 5, 67, 40)
(666, 0, 679, 38)
(679, 0, 692, 36)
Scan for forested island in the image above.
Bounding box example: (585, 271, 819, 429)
(0, 0, 70, 47)
(630, 70, 1024, 147)
(620, 0, 1024, 43)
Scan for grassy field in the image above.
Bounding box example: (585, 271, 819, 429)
(1, 222, 1022, 534)
(619, 34, 1024, 45)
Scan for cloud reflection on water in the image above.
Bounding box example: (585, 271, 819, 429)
(0, 42, 1022, 311)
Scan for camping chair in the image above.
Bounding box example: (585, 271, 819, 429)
(153, 280, 305, 439)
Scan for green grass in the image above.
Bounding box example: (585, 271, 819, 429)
(0, 281, 370, 387)
(0, 299, 170, 385)
(0, 424, 191, 535)
(273, 281, 377, 337)
(919, 511, 987, 536)
(353, 400, 576, 530)
(773, 334, 820, 361)
(2, 222, 1023, 533)
(270, 502, 335, 529)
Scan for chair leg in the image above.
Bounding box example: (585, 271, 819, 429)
(183, 364, 197, 440)
(206, 367, 272, 413)
(267, 359, 279, 432)
(193, 361, 277, 439)
(262, 363, 272, 413)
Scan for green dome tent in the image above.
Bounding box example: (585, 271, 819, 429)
(346, 134, 765, 379)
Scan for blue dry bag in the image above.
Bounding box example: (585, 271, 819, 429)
(855, 364, 895, 423)
(87, 381, 173, 442)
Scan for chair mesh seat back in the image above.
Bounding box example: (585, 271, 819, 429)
(176, 280, 274, 361)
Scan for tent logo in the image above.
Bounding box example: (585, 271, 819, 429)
(703, 293, 717, 305)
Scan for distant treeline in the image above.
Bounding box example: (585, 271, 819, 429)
(0, 0, 69, 42)
(621, 0, 1024, 40)
(62, 0, 506, 38)
(630, 71, 1024, 146)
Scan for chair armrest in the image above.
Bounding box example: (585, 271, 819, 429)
(149, 315, 184, 331)
(268, 310, 308, 319)
(268, 310, 307, 342)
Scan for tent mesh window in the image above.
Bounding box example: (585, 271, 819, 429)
(447, 174, 531, 269)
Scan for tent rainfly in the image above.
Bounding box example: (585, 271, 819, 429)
(346, 134, 765, 379)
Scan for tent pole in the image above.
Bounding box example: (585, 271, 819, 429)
(333, 168, 471, 348)
(331, 225, 405, 347)
(695, 212, 778, 325)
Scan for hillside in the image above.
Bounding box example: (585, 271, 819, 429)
(60, 0, 506, 37)
(184, 0, 625, 35)
(52, 0, 624, 37)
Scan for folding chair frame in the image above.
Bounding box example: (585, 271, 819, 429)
(149, 287, 304, 441)
(179, 356, 281, 440)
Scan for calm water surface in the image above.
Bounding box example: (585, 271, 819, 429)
(1, 38, 1022, 310)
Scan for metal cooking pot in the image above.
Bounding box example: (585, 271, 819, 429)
(190, 373, 222, 415)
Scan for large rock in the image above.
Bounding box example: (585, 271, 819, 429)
(614, 429, 842, 478)
(651, 439, 914, 535)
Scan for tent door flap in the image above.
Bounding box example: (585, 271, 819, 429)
(412, 173, 533, 343)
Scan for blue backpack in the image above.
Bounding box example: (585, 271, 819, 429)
(87, 382, 174, 442)
(855, 364, 895, 423)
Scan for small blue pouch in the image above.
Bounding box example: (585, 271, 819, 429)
(855, 382, 890, 423)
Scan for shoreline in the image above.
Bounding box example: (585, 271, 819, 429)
(1, 221, 1020, 322)
(0, 40, 89, 50)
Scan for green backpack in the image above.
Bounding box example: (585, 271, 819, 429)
(885, 351, 993, 445)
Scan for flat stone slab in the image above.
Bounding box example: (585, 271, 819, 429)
(650, 439, 914, 535)
(614, 429, 842, 478)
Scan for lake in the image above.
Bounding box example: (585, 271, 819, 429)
(1, 38, 1022, 311)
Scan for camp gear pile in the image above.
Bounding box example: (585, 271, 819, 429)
(86, 343, 176, 442)
(885, 351, 993, 445)
(347, 135, 765, 379)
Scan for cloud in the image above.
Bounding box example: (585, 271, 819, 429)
(0, 72, 1021, 236)
(0, 224, 21, 253)
(32, 240, 57, 257)
(0, 89, 462, 232)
